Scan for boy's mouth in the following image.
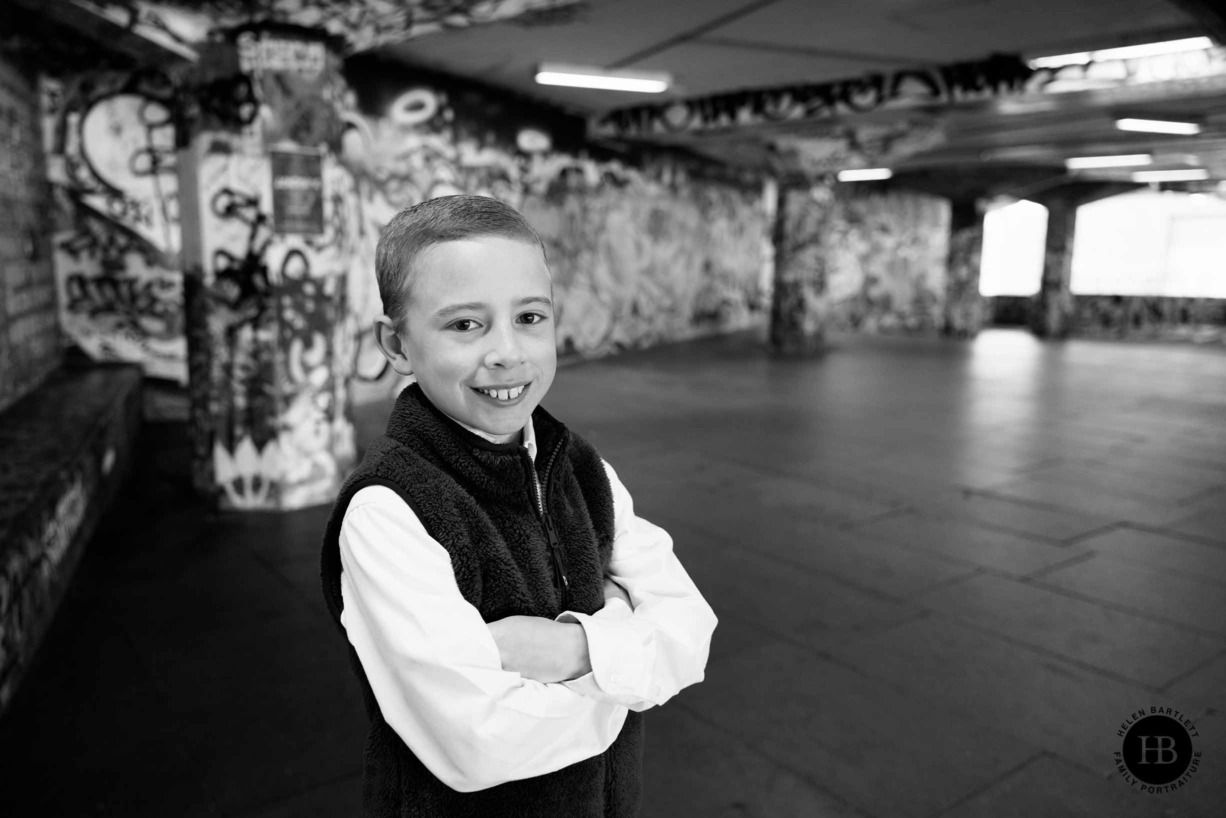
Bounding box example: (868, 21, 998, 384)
(471, 383, 528, 403)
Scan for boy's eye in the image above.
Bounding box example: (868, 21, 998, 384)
(449, 319, 480, 332)
(519, 312, 548, 325)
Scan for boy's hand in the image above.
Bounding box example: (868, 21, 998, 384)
(603, 577, 632, 609)
(487, 616, 592, 683)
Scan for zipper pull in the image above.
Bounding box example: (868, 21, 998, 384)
(542, 512, 570, 607)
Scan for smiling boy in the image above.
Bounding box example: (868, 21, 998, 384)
(320, 195, 717, 817)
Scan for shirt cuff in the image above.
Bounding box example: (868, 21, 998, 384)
(555, 606, 661, 706)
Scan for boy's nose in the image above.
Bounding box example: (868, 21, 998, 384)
(483, 328, 527, 368)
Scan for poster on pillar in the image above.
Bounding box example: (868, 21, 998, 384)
(271, 147, 325, 235)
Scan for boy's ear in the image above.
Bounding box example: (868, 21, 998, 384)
(373, 316, 415, 377)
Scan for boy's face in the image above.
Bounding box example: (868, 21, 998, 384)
(395, 235, 557, 444)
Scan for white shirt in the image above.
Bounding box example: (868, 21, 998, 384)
(338, 417, 717, 792)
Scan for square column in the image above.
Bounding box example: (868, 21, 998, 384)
(1032, 196, 1077, 339)
(942, 199, 986, 338)
(768, 182, 832, 354)
(179, 26, 356, 510)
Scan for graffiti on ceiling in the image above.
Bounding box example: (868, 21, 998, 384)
(108, 0, 584, 54)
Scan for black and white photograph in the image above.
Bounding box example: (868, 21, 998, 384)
(1, 1, 1224, 815)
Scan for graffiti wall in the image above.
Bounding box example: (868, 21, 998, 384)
(41, 70, 186, 382)
(0, 54, 59, 414)
(824, 188, 948, 333)
(338, 58, 770, 400)
(1068, 297, 1226, 343)
(769, 182, 950, 350)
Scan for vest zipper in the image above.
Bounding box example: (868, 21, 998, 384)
(530, 440, 569, 610)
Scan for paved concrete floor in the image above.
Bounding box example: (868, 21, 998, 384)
(1, 329, 1223, 817)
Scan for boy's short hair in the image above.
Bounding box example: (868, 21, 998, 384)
(376, 194, 547, 328)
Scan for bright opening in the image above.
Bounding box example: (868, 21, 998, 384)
(1072, 191, 1226, 297)
(979, 199, 1048, 296)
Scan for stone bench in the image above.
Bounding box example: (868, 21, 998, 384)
(0, 364, 142, 714)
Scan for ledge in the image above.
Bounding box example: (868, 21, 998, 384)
(0, 363, 142, 715)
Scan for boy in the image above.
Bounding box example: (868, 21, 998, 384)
(321, 194, 717, 817)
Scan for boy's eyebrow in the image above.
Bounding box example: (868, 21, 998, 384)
(434, 302, 488, 319)
(433, 296, 553, 320)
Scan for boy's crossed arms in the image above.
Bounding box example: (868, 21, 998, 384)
(487, 577, 630, 683)
(339, 460, 715, 793)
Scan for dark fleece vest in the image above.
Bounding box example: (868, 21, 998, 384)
(321, 384, 644, 817)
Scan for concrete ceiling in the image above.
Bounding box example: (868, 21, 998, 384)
(383, 0, 1200, 114)
(381, 0, 1226, 187)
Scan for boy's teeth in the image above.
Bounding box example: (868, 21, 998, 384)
(480, 385, 525, 401)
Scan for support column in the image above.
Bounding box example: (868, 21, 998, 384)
(1031, 194, 1078, 339)
(180, 24, 357, 510)
(942, 198, 986, 338)
(769, 181, 832, 354)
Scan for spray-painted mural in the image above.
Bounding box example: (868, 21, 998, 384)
(336, 65, 770, 399)
(186, 142, 357, 510)
(770, 182, 950, 350)
(824, 189, 948, 333)
(41, 71, 187, 382)
(98, 0, 584, 55)
(943, 207, 986, 337)
(1071, 297, 1226, 343)
(770, 184, 836, 354)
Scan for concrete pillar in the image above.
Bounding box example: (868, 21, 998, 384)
(769, 182, 831, 354)
(1032, 195, 1078, 339)
(179, 25, 356, 510)
(942, 198, 986, 338)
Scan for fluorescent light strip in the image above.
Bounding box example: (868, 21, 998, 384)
(1029, 36, 1213, 69)
(1116, 118, 1201, 135)
(837, 168, 893, 182)
(534, 69, 669, 93)
(1066, 154, 1152, 170)
(1132, 168, 1210, 183)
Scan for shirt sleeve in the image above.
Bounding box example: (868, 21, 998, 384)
(557, 460, 718, 710)
(338, 485, 628, 793)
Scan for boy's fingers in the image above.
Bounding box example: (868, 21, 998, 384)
(603, 578, 631, 607)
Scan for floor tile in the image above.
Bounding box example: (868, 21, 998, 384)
(827, 615, 1174, 775)
(1080, 526, 1226, 586)
(643, 704, 868, 818)
(683, 641, 1038, 818)
(938, 754, 1170, 818)
(1163, 651, 1226, 715)
(854, 511, 1088, 575)
(230, 774, 362, 818)
(1038, 555, 1226, 637)
(683, 543, 923, 644)
(917, 574, 1224, 688)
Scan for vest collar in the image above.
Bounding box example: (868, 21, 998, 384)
(385, 384, 568, 500)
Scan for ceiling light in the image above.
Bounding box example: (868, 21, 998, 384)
(837, 168, 893, 182)
(1116, 118, 1202, 135)
(1132, 168, 1210, 183)
(534, 63, 670, 93)
(1028, 36, 1213, 69)
(1065, 154, 1152, 170)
